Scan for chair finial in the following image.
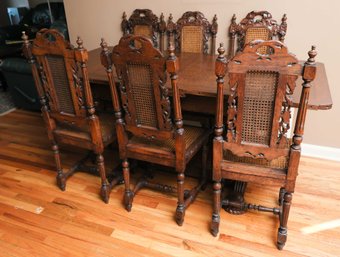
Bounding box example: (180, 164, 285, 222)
(213, 14, 217, 22)
(100, 38, 108, 51)
(231, 14, 236, 23)
(168, 42, 175, 57)
(217, 43, 225, 57)
(21, 31, 28, 42)
(307, 45, 317, 64)
(122, 11, 127, 20)
(77, 36, 83, 49)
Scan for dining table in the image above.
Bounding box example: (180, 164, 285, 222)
(86, 47, 333, 214)
(87, 47, 333, 112)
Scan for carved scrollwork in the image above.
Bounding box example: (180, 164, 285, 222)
(38, 62, 55, 110)
(244, 151, 265, 159)
(71, 62, 85, 110)
(226, 74, 238, 143)
(159, 77, 173, 130)
(277, 75, 298, 147)
(116, 70, 132, 124)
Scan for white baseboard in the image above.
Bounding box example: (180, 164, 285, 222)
(302, 144, 340, 162)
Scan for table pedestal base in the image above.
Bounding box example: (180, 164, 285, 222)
(222, 181, 247, 215)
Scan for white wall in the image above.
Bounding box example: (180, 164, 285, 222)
(64, 0, 340, 149)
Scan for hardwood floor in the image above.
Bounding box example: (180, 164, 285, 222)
(0, 110, 339, 257)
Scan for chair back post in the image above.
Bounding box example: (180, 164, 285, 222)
(214, 43, 227, 140)
(287, 46, 317, 188)
(22, 32, 45, 102)
(121, 12, 129, 36)
(279, 14, 287, 42)
(166, 14, 176, 49)
(228, 14, 237, 58)
(100, 38, 128, 155)
(22, 31, 57, 139)
(159, 13, 166, 52)
(100, 38, 122, 119)
(211, 15, 218, 54)
(75, 37, 103, 152)
(213, 43, 227, 181)
(166, 43, 185, 171)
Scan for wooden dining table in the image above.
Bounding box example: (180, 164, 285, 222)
(87, 47, 333, 113)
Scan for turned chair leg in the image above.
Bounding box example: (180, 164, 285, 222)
(211, 180, 221, 236)
(175, 171, 185, 226)
(53, 143, 65, 191)
(278, 187, 286, 206)
(97, 153, 110, 203)
(122, 159, 133, 212)
(277, 192, 292, 250)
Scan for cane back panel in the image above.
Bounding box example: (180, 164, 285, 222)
(127, 63, 157, 127)
(225, 40, 301, 161)
(242, 70, 278, 145)
(112, 35, 173, 137)
(175, 11, 212, 54)
(46, 55, 75, 114)
(181, 26, 203, 53)
(245, 27, 270, 54)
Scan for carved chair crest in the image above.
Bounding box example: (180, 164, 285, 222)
(228, 11, 287, 57)
(121, 9, 160, 48)
(174, 11, 213, 54)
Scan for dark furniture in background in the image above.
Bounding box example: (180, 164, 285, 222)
(0, 57, 40, 110)
(0, 3, 68, 110)
(228, 11, 287, 58)
(167, 11, 218, 54)
(0, 2, 68, 58)
(121, 9, 166, 52)
(22, 29, 120, 203)
(210, 40, 317, 249)
(101, 35, 212, 225)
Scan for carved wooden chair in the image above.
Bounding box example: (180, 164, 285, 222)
(22, 29, 121, 203)
(228, 11, 287, 58)
(100, 35, 211, 225)
(167, 11, 218, 54)
(121, 9, 166, 52)
(211, 41, 317, 249)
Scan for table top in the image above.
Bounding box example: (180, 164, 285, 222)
(87, 48, 333, 110)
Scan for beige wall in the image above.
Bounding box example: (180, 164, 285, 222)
(64, 0, 340, 149)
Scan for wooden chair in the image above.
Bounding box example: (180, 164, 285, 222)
(228, 11, 287, 58)
(167, 11, 218, 54)
(121, 9, 166, 52)
(100, 35, 211, 225)
(211, 40, 317, 249)
(22, 29, 121, 203)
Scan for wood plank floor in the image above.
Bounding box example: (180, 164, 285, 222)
(0, 110, 339, 257)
